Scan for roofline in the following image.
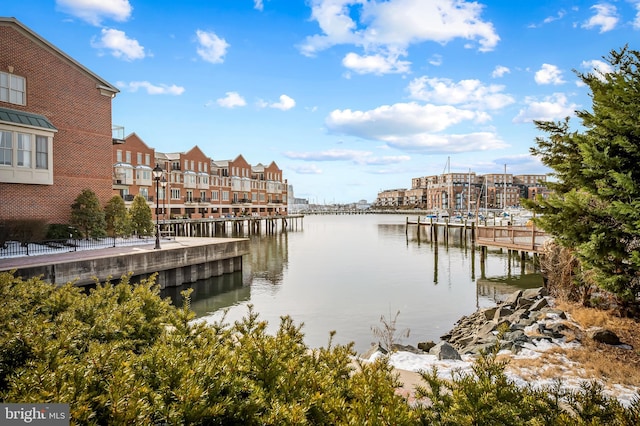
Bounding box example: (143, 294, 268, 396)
(0, 17, 119, 95)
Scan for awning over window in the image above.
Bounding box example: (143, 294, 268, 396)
(0, 106, 57, 131)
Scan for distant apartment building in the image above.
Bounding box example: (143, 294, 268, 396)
(375, 188, 406, 208)
(374, 170, 549, 211)
(0, 17, 118, 224)
(113, 134, 288, 218)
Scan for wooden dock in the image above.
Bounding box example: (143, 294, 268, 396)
(158, 214, 304, 238)
(406, 217, 549, 254)
(475, 225, 549, 254)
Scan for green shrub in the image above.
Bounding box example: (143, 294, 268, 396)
(46, 223, 80, 240)
(2, 219, 48, 244)
(1, 271, 638, 425)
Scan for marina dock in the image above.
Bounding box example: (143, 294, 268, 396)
(405, 216, 550, 254)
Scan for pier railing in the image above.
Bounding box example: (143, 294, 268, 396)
(476, 225, 549, 253)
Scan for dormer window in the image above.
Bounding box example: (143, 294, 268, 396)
(0, 71, 26, 106)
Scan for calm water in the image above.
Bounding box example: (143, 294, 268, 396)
(162, 214, 542, 353)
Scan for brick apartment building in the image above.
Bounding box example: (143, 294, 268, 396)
(375, 171, 549, 211)
(0, 17, 118, 224)
(113, 134, 288, 219)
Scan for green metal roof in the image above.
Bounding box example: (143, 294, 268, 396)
(0, 106, 57, 131)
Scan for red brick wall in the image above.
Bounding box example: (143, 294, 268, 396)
(0, 23, 114, 225)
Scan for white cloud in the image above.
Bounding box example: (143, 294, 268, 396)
(56, 0, 132, 25)
(582, 3, 618, 33)
(300, 0, 499, 74)
(217, 92, 247, 108)
(283, 149, 410, 165)
(117, 81, 185, 95)
(534, 64, 565, 85)
(429, 54, 443, 66)
(342, 52, 411, 75)
(289, 164, 323, 174)
(270, 95, 296, 111)
(581, 59, 613, 80)
(327, 102, 487, 139)
(633, 1, 640, 29)
(91, 28, 145, 61)
(196, 30, 229, 63)
(513, 93, 578, 123)
(407, 77, 514, 110)
(542, 9, 566, 24)
(254, 0, 264, 11)
(285, 149, 373, 161)
(492, 65, 510, 78)
(383, 132, 507, 154)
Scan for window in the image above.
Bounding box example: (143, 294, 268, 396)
(36, 136, 47, 169)
(0, 72, 26, 105)
(222, 191, 229, 201)
(17, 133, 31, 167)
(125, 151, 131, 163)
(0, 131, 11, 165)
(145, 154, 150, 165)
(0, 126, 54, 185)
(184, 159, 188, 171)
(211, 190, 219, 201)
(137, 152, 142, 164)
(171, 188, 181, 200)
(116, 150, 122, 162)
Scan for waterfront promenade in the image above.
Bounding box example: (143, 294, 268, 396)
(0, 237, 249, 288)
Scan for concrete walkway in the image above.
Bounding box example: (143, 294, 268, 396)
(0, 237, 242, 271)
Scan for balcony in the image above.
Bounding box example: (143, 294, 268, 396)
(231, 198, 252, 204)
(124, 194, 154, 202)
(197, 197, 211, 204)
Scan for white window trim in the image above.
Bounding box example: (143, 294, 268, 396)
(0, 123, 55, 185)
(0, 71, 26, 106)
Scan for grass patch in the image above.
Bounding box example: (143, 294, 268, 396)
(506, 301, 640, 388)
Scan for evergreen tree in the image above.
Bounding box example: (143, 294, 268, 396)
(70, 189, 106, 239)
(524, 46, 640, 312)
(129, 194, 154, 237)
(104, 195, 131, 238)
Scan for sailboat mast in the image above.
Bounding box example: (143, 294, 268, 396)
(503, 163, 507, 210)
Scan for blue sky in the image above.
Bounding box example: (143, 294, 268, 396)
(5, 1, 639, 204)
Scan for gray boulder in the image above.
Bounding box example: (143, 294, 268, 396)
(588, 328, 621, 345)
(430, 341, 462, 360)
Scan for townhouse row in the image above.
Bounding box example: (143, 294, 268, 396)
(374, 171, 550, 211)
(0, 17, 287, 225)
(113, 133, 287, 219)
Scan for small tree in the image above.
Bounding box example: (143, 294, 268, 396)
(129, 194, 154, 237)
(104, 195, 131, 239)
(70, 189, 106, 239)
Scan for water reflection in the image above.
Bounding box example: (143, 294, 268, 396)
(162, 271, 249, 317)
(161, 215, 543, 353)
(477, 273, 543, 304)
(245, 232, 288, 286)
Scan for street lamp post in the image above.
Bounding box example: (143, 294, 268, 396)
(152, 164, 163, 249)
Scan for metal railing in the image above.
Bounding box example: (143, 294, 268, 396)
(1, 236, 156, 257)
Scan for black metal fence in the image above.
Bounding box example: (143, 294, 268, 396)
(1, 236, 156, 257)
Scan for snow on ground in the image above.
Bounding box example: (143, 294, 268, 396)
(0, 238, 155, 259)
(364, 335, 638, 407)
